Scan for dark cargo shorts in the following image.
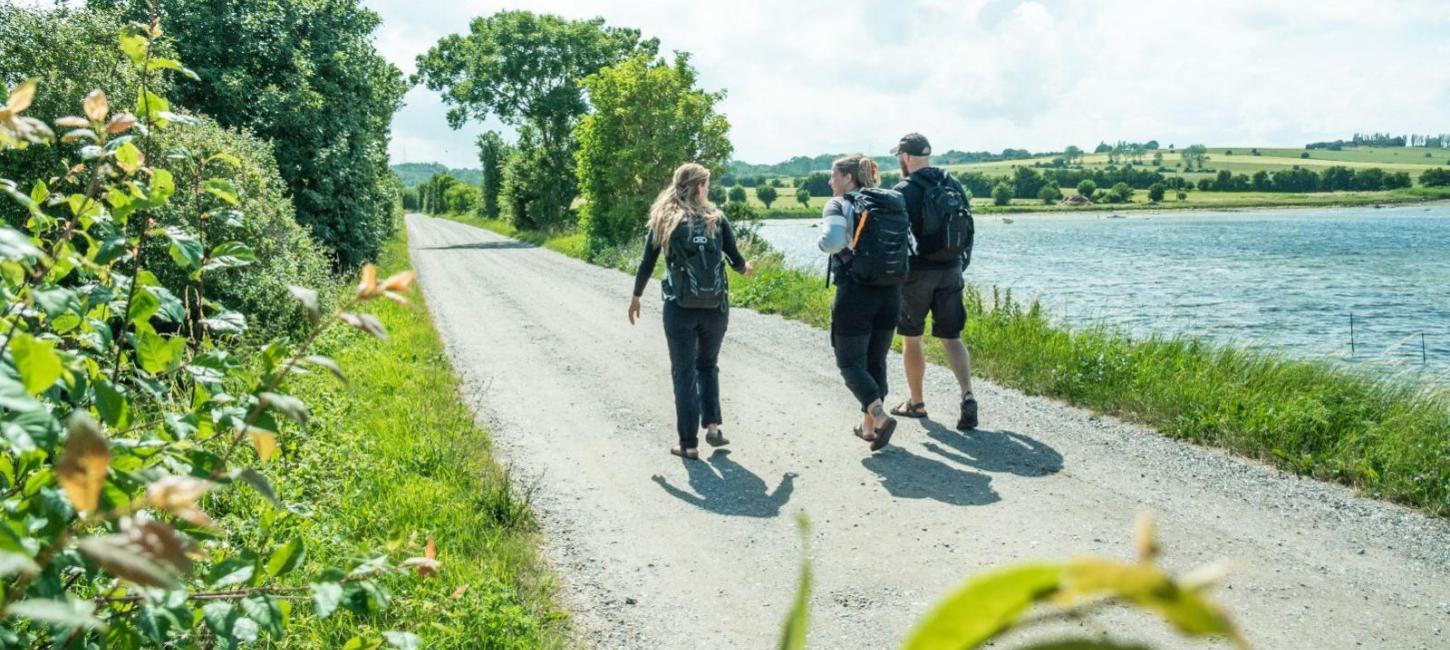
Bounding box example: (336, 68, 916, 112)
(897, 266, 966, 339)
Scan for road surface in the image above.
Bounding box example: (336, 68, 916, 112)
(405, 214, 1449, 649)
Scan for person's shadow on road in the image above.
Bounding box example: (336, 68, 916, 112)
(652, 450, 796, 518)
(919, 419, 1063, 477)
(860, 448, 1000, 506)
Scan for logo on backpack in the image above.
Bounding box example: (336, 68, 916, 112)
(841, 188, 912, 287)
(666, 218, 726, 309)
(910, 172, 974, 266)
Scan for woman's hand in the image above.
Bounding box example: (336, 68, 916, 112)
(744, 260, 756, 277)
(628, 296, 641, 325)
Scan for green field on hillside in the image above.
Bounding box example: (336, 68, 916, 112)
(940, 146, 1450, 179)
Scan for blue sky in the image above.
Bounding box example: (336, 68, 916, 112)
(363, 0, 1450, 168)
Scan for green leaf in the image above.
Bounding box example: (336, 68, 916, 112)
(28, 179, 48, 205)
(10, 333, 62, 395)
(134, 329, 181, 375)
(902, 564, 1065, 650)
(261, 392, 308, 424)
(208, 558, 256, 588)
(203, 241, 255, 272)
(161, 226, 203, 270)
(149, 168, 175, 205)
(113, 141, 143, 174)
(127, 285, 160, 324)
(203, 178, 239, 205)
(303, 355, 347, 385)
(205, 153, 242, 168)
(265, 537, 305, 578)
(201, 311, 247, 334)
(201, 601, 237, 638)
(145, 57, 198, 81)
(136, 89, 170, 127)
(239, 595, 282, 637)
(1058, 560, 1243, 643)
(118, 30, 148, 66)
(288, 286, 319, 321)
(31, 287, 79, 319)
(94, 380, 130, 428)
(0, 227, 43, 261)
(311, 582, 344, 619)
(6, 598, 105, 631)
(778, 513, 812, 650)
(232, 468, 280, 506)
(383, 631, 421, 650)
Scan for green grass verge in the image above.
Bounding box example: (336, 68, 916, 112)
(271, 233, 567, 648)
(431, 210, 1450, 516)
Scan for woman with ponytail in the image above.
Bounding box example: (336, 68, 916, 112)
(629, 163, 754, 460)
(817, 154, 911, 451)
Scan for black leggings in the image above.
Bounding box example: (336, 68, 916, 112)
(663, 301, 729, 448)
(831, 276, 900, 411)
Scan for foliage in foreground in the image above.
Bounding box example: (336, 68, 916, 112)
(779, 514, 1246, 649)
(0, 16, 431, 647)
(452, 215, 1450, 516)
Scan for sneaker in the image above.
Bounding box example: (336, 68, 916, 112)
(957, 397, 979, 431)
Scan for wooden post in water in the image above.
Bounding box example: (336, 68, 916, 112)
(1349, 313, 1356, 355)
(1423, 333, 1428, 365)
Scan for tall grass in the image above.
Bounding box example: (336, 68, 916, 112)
(444, 212, 1450, 516)
(279, 235, 568, 647)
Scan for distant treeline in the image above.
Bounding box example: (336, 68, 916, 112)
(391, 162, 482, 188)
(728, 148, 1044, 178)
(772, 163, 1442, 201)
(1307, 133, 1450, 150)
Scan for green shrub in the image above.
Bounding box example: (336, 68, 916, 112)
(1075, 178, 1096, 198)
(145, 114, 332, 340)
(1037, 184, 1060, 204)
(991, 181, 1012, 206)
(1148, 182, 1166, 202)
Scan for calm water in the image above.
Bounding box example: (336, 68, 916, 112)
(756, 204, 1450, 380)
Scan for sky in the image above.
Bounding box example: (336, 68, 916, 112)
(363, 0, 1450, 169)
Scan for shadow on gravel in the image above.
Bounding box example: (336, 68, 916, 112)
(418, 241, 537, 251)
(861, 449, 1000, 506)
(919, 420, 1063, 477)
(651, 450, 796, 518)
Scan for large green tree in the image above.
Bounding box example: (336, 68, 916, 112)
(414, 10, 657, 230)
(574, 53, 731, 249)
(92, 0, 408, 267)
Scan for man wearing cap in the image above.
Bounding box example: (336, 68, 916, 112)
(889, 133, 979, 430)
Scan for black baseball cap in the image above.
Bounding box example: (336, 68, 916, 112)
(890, 133, 931, 156)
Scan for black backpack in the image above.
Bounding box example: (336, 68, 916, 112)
(909, 172, 974, 266)
(665, 217, 726, 309)
(839, 188, 911, 286)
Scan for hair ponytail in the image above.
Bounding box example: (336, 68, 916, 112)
(832, 154, 880, 190)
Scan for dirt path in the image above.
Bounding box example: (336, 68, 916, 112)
(405, 214, 1449, 649)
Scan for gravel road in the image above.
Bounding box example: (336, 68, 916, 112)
(406, 214, 1450, 649)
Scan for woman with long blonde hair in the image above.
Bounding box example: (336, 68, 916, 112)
(817, 154, 911, 450)
(629, 163, 753, 460)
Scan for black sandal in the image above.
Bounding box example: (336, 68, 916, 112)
(670, 446, 700, 460)
(891, 401, 928, 418)
(853, 426, 876, 442)
(870, 417, 897, 451)
(705, 430, 730, 447)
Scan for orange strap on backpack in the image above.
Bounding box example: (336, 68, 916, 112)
(851, 210, 871, 250)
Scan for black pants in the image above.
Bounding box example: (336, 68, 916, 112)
(831, 276, 900, 411)
(663, 301, 729, 448)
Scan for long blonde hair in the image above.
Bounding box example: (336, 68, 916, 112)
(831, 154, 880, 191)
(648, 162, 719, 256)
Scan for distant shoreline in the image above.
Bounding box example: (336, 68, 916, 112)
(758, 192, 1450, 221)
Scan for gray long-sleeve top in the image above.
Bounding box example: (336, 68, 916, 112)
(816, 196, 853, 254)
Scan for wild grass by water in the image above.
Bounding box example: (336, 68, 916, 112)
(447, 211, 1450, 516)
(276, 234, 567, 647)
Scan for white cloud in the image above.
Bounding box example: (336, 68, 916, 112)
(363, 0, 1450, 168)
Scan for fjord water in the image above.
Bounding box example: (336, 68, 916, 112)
(756, 204, 1450, 380)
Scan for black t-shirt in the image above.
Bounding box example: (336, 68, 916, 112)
(893, 166, 964, 271)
